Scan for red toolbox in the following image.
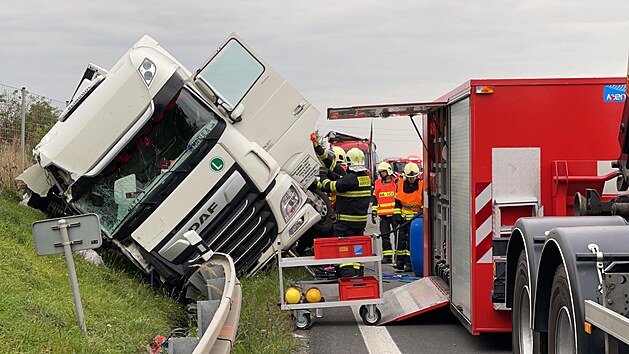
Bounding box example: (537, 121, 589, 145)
(313, 236, 372, 259)
(339, 276, 379, 301)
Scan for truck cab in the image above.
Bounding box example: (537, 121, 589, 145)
(19, 34, 326, 285)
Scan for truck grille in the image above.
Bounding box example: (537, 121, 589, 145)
(153, 168, 278, 276)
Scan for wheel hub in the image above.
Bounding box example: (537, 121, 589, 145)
(555, 306, 575, 353)
(518, 285, 533, 353)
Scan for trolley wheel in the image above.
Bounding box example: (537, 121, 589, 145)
(360, 305, 381, 325)
(293, 310, 313, 330)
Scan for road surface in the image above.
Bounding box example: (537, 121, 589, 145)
(296, 223, 512, 354)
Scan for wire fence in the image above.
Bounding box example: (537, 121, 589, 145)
(0, 83, 64, 190)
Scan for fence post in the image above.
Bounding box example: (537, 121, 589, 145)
(20, 87, 27, 172)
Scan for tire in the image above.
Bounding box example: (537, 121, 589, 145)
(360, 305, 381, 325)
(512, 251, 534, 354)
(548, 265, 577, 353)
(293, 310, 313, 330)
(307, 190, 334, 235)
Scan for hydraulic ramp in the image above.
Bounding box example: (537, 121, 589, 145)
(379, 276, 449, 325)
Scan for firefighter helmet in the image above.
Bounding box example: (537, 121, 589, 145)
(346, 148, 367, 172)
(332, 146, 346, 165)
(404, 162, 420, 177)
(377, 161, 393, 176)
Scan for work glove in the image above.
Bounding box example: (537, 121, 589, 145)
(310, 133, 318, 147)
(394, 214, 403, 224)
(371, 211, 377, 224)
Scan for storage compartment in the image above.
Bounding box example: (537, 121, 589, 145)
(338, 276, 379, 301)
(313, 236, 372, 259)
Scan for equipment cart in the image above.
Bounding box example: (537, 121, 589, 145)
(277, 234, 384, 329)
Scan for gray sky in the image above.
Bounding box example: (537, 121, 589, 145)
(2, 1, 628, 158)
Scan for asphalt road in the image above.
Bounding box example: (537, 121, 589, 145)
(297, 223, 513, 354)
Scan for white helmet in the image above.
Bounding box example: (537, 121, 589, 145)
(346, 148, 367, 172)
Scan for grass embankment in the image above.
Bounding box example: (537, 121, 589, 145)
(234, 267, 308, 354)
(0, 195, 305, 353)
(0, 198, 187, 353)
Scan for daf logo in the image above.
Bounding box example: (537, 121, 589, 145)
(189, 202, 218, 231)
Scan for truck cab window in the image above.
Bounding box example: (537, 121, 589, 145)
(73, 88, 220, 235)
(196, 39, 264, 111)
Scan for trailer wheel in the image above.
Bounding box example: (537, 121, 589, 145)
(548, 265, 577, 353)
(512, 251, 533, 354)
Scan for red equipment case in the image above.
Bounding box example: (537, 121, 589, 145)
(313, 236, 372, 259)
(339, 276, 380, 301)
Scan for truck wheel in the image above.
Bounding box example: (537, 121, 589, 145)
(548, 265, 577, 353)
(512, 251, 533, 354)
(308, 190, 334, 235)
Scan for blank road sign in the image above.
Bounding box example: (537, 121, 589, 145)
(32, 214, 102, 256)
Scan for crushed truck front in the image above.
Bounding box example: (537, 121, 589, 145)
(19, 34, 325, 284)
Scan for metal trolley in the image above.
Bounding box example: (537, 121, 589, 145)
(277, 234, 384, 329)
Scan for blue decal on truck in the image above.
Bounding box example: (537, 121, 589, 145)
(354, 245, 363, 255)
(604, 85, 626, 102)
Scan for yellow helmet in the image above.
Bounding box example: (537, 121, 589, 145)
(285, 286, 302, 304)
(404, 162, 420, 177)
(377, 161, 393, 176)
(305, 287, 322, 303)
(346, 148, 366, 172)
(332, 146, 346, 165)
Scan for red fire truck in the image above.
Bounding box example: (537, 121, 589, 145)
(324, 130, 378, 177)
(328, 77, 629, 353)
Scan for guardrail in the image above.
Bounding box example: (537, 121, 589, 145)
(168, 253, 242, 354)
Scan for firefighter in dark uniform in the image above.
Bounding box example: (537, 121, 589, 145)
(319, 147, 372, 277)
(393, 162, 423, 272)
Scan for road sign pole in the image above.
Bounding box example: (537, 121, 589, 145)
(58, 219, 87, 335)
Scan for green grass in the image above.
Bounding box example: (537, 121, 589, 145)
(0, 197, 309, 353)
(234, 267, 309, 354)
(0, 198, 187, 353)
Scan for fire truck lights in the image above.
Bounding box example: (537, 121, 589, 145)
(475, 86, 495, 94)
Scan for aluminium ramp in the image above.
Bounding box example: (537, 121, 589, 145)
(380, 276, 450, 325)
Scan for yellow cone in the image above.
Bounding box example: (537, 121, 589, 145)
(285, 287, 302, 304)
(305, 287, 322, 303)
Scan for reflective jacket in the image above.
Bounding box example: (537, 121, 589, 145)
(319, 171, 371, 227)
(372, 177, 397, 216)
(394, 178, 423, 220)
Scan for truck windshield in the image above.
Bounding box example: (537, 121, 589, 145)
(73, 88, 220, 235)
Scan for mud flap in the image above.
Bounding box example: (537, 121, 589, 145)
(379, 276, 450, 325)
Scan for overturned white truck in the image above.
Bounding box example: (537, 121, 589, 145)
(19, 34, 330, 286)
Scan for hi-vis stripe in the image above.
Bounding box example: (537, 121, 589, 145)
(475, 182, 493, 264)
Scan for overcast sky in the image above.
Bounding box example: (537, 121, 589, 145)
(1, 1, 628, 158)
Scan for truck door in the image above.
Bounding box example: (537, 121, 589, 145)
(193, 33, 318, 154)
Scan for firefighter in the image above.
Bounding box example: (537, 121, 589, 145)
(372, 161, 397, 264)
(393, 162, 423, 272)
(319, 147, 372, 277)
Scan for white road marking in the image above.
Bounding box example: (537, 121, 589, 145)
(351, 305, 402, 354)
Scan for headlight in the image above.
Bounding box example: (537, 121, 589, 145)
(281, 185, 301, 223)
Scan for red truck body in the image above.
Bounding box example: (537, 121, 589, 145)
(328, 77, 627, 334)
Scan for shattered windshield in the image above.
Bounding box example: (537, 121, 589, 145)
(73, 88, 220, 235)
